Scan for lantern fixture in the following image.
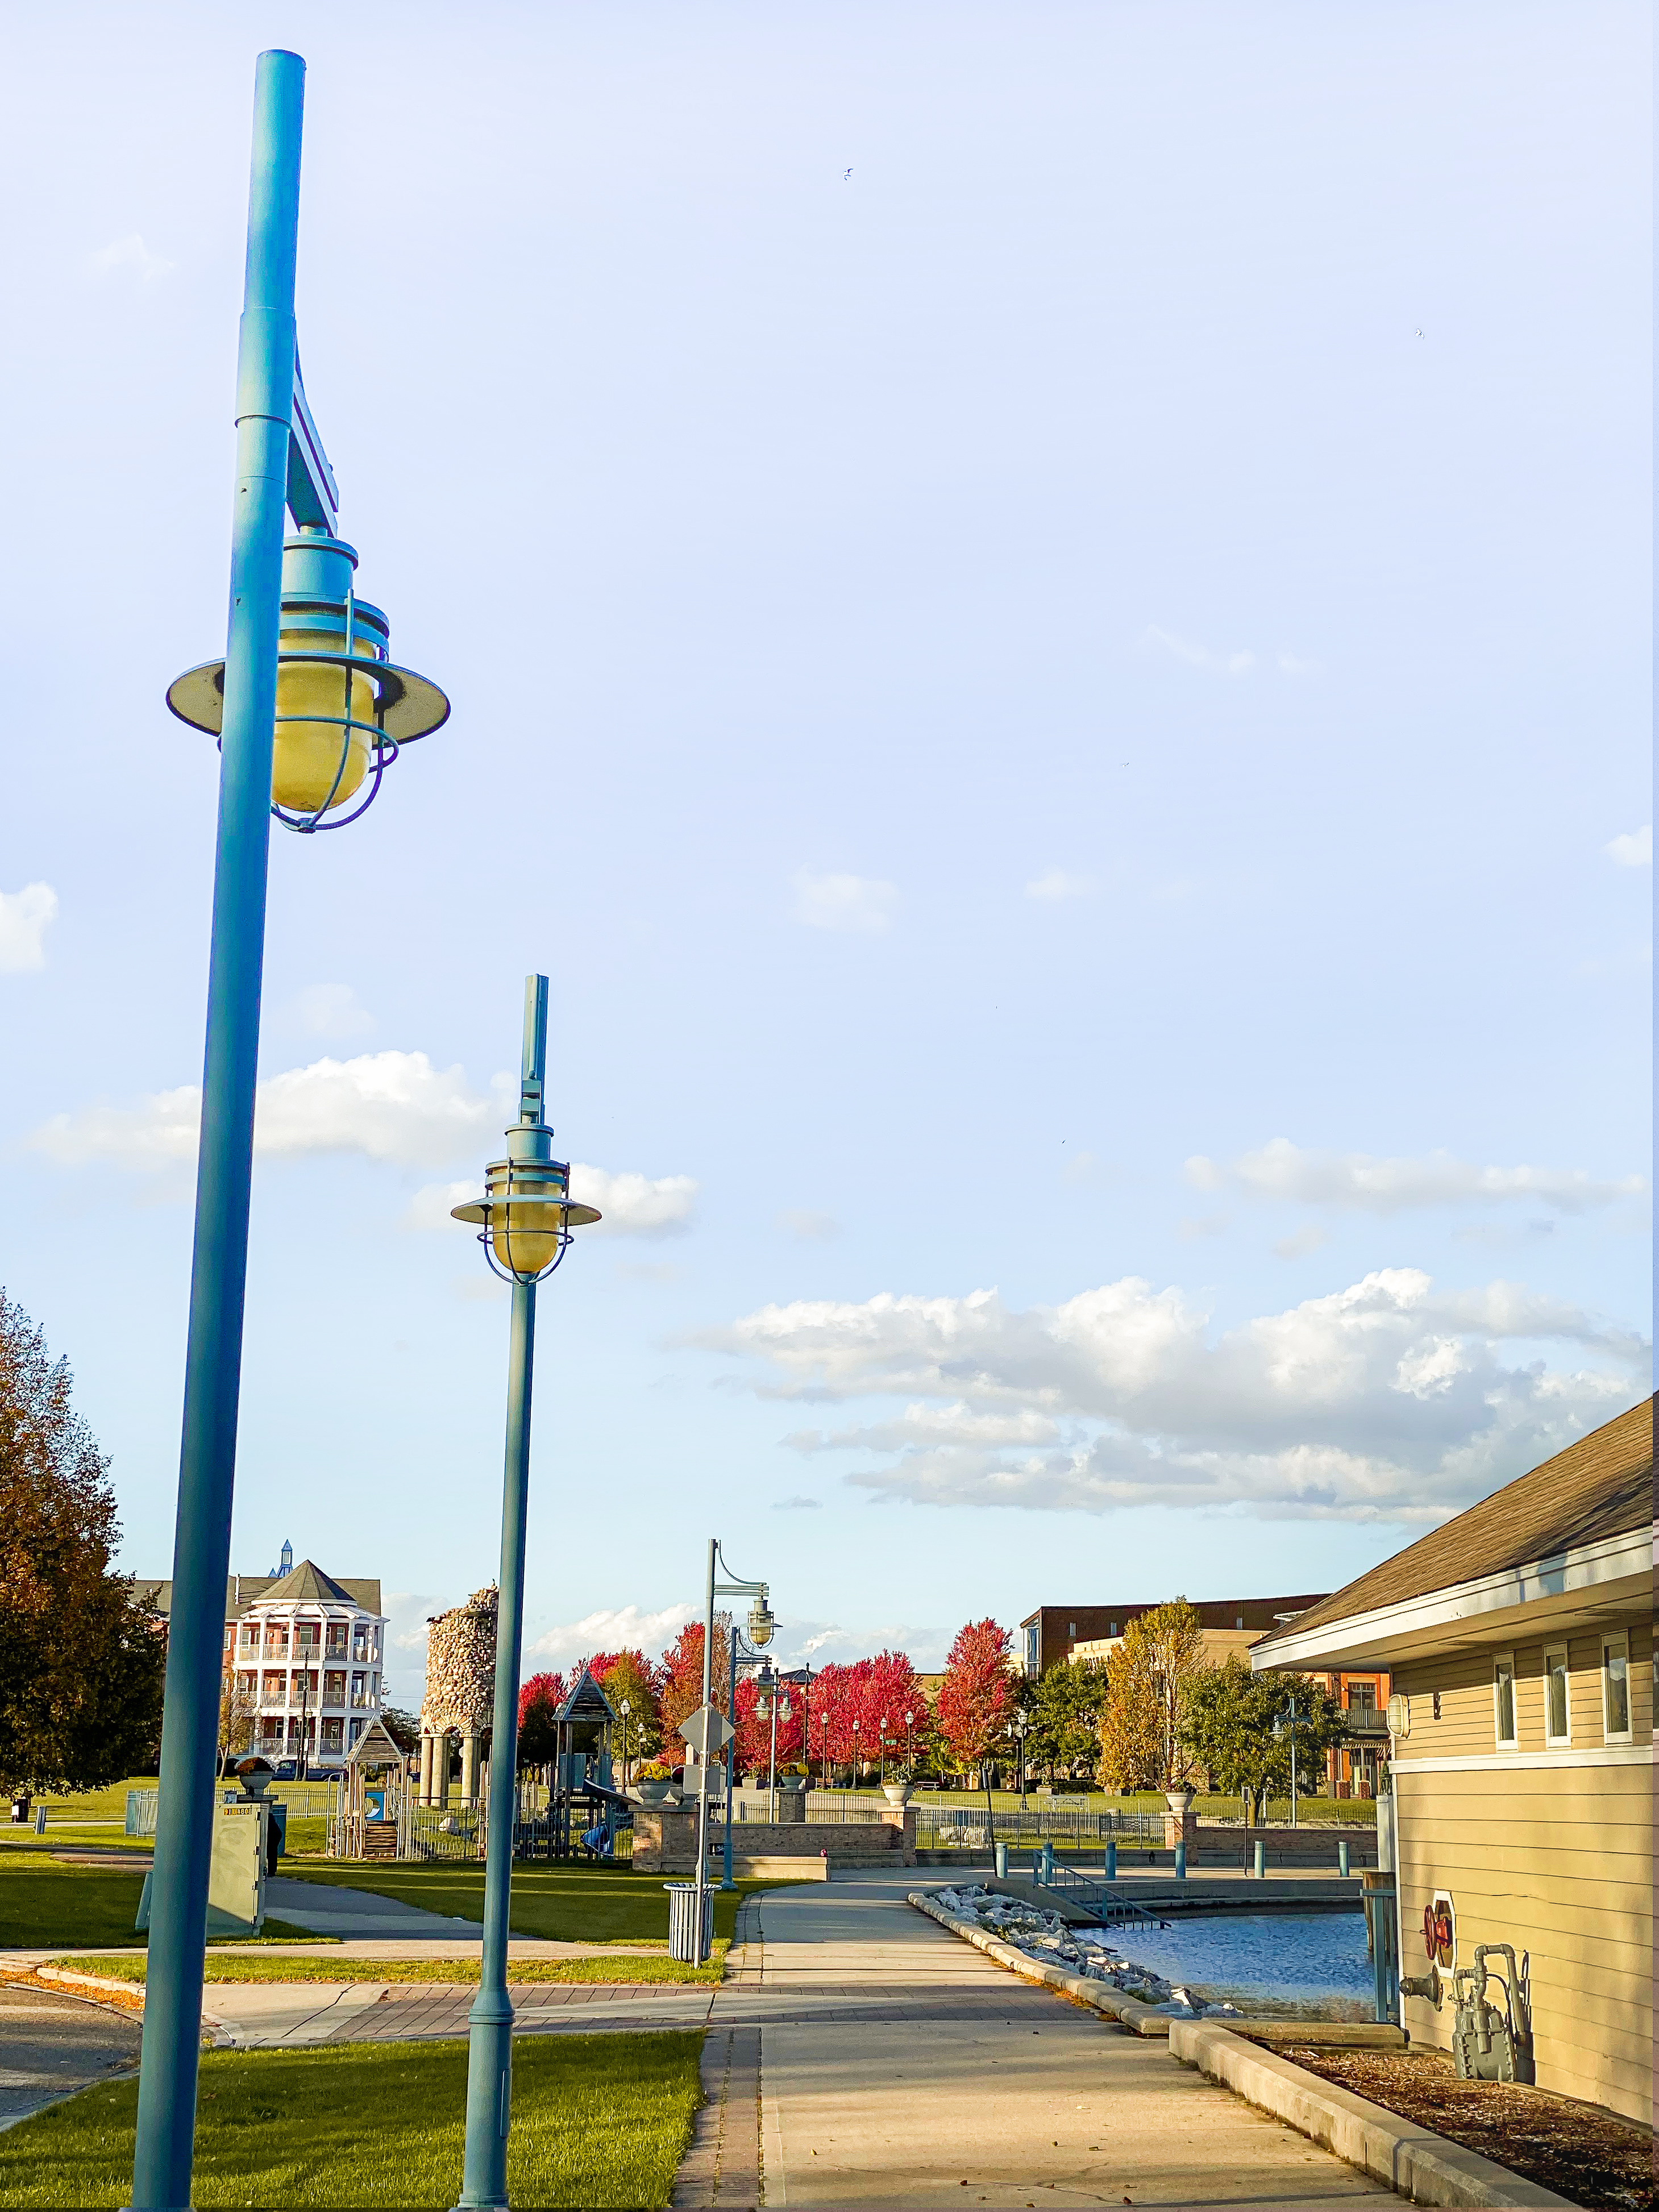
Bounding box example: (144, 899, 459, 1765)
(747, 1599, 776, 1648)
(451, 982, 601, 1284)
(167, 526, 450, 833)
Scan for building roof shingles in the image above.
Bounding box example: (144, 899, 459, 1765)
(1255, 1395, 1654, 1648)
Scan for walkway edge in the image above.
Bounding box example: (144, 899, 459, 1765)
(1166, 2020, 1577, 2210)
(906, 1890, 1171, 2035)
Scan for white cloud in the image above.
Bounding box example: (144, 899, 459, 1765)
(0, 883, 57, 974)
(407, 1163, 697, 1239)
(1025, 870, 1093, 901)
(700, 1268, 1648, 1525)
(88, 232, 176, 281)
(1186, 1137, 1647, 1216)
(772, 1494, 823, 1510)
(1605, 825, 1651, 867)
(34, 1050, 496, 1171)
(1277, 653, 1321, 676)
(34, 1053, 696, 1233)
(779, 1209, 839, 1241)
(793, 870, 898, 934)
(1145, 625, 1255, 677)
(293, 983, 376, 1040)
(568, 1164, 697, 1236)
(529, 1602, 696, 1668)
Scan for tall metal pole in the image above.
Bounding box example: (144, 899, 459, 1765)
(692, 1537, 716, 1960)
(131, 50, 302, 2210)
(722, 1628, 739, 1891)
(459, 980, 548, 2210)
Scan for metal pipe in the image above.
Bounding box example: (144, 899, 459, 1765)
(130, 49, 303, 2210)
(692, 1539, 716, 1960)
(458, 1265, 537, 2209)
(722, 1624, 738, 1890)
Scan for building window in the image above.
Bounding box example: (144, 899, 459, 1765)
(1108, 1620, 1118, 1636)
(1492, 1654, 1517, 1748)
(1234, 1615, 1244, 1629)
(1067, 1621, 1076, 1638)
(1601, 1633, 1631, 1741)
(1347, 1681, 1376, 1712)
(1544, 1645, 1570, 1744)
(1025, 1625, 1039, 1673)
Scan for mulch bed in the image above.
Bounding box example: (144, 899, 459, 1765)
(1279, 2044, 1654, 2212)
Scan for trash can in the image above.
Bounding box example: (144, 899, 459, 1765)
(993, 1840, 1008, 1878)
(666, 1882, 713, 1965)
(9, 1796, 28, 1826)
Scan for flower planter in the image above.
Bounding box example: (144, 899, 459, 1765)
(634, 1780, 672, 1807)
(882, 1782, 914, 1806)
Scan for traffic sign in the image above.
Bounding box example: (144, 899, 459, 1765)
(679, 1703, 734, 1757)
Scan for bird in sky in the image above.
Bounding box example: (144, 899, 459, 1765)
(1415, 328, 1424, 338)
(844, 167, 853, 180)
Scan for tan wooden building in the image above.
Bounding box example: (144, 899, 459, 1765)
(1251, 1396, 1653, 2125)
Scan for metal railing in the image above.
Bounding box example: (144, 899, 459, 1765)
(920, 1806, 1164, 1847)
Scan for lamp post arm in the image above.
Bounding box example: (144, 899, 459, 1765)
(131, 49, 303, 2211)
(285, 355, 339, 532)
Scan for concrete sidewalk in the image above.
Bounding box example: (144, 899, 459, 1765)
(716, 1872, 1386, 2207)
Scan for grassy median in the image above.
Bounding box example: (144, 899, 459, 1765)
(0, 2032, 702, 2207)
(282, 1859, 781, 1943)
(48, 1943, 729, 1986)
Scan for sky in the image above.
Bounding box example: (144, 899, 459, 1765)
(1, 2, 1649, 1710)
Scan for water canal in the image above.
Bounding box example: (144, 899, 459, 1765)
(1091, 1909, 1374, 2018)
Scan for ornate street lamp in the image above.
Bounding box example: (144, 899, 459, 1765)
(450, 975, 599, 2210)
(696, 1544, 773, 1936)
(131, 50, 448, 2212)
(618, 1698, 631, 1790)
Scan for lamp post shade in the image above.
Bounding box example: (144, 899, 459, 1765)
(167, 529, 448, 832)
(452, 1154, 601, 1284)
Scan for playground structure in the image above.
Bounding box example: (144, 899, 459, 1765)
(326, 1627, 633, 1862)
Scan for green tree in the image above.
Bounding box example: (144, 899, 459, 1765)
(1097, 1599, 1209, 1792)
(0, 1292, 165, 1797)
(1181, 1659, 1348, 1818)
(1028, 1658, 1106, 1782)
(379, 1706, 422, 1753)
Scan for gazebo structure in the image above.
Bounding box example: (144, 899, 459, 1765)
(334, 1716, 408, 1860)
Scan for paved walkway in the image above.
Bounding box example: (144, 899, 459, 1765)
(692, 1873, 1387, 2207)
(0, 1985, 140, 2132)
(3, 1870, 1393, 2203)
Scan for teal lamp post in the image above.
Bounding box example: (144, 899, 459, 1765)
(449, 975, 600, 2210)
(131, 49, 447, 2211)
(701, 1544, 774, 1920)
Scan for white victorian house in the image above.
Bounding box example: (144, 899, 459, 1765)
(226, 1548, 388, 1772)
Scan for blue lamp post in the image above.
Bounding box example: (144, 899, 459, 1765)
(131, 49, 447, 2210)
(449, 975, 600, 2210)
(700, 1545, 774, 1928)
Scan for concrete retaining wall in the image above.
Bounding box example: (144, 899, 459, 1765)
(636, 1806, 915, 1872)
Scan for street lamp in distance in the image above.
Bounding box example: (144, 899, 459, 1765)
(448, 975, 600, 2211)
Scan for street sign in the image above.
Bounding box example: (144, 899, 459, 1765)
(679, 1704, 734, 1758)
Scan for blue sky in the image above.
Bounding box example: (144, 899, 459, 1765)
(1, 3, 1649, 1707)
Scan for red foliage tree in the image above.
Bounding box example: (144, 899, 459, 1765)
(657, 1616, 731, 1766)
(937, 1619, 1014, 1803)
(734, 1671, 804, 1778)
(517, 1670, 566, 1770)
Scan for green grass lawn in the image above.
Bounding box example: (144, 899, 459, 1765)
(0, 1856, 147, 1949)
(0, 2032, 701, 2207)
(284, 1859, 778, 1944)
(49, 1944, 727, 1987)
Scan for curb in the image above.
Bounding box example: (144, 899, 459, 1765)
(1167, 2020, 1577, 2208)
(906, 1890, 1171, 2036)
(1, 1962, 145, 2014)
